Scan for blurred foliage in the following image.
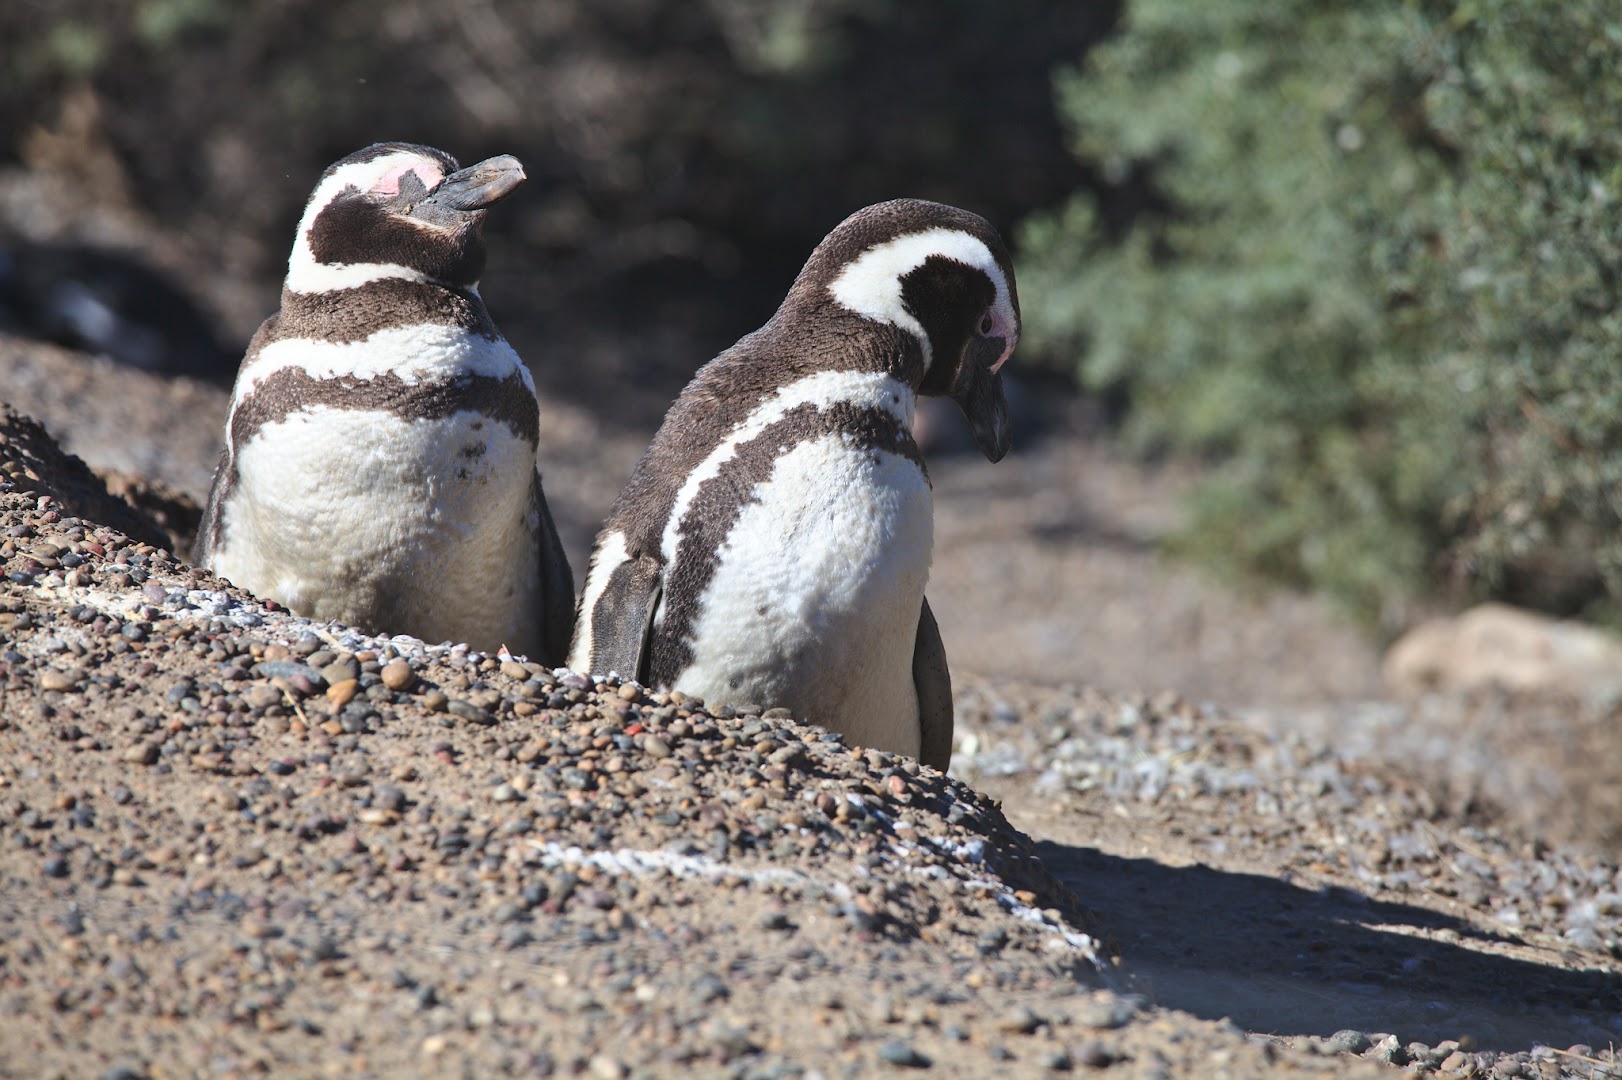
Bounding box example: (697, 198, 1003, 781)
(0, 0, 1114, 409)
(1019, 0, 1622, 631)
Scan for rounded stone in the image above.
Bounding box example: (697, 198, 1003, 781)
(121, 742, 159, 765)
(380, 658, 416, 691)
(38, 667, 81, 692)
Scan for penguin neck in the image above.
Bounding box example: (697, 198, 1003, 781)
(768, 297, 930, 392)
(278, 273, 480, 308)
(703, 346, 920, 433)
(283, 244, 481, 297)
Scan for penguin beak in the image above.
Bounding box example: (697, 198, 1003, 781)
(952, 332, 1014, 463)
(952, 338, 1011, 463)
(422, 155, 527, 213)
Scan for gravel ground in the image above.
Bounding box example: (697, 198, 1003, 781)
(953, 678, 1622, 1076)
(0, 412, 1383, 1080)
(2, 343, 1620, 1078)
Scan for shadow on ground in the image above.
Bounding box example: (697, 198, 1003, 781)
(1038, 842, 1622, 1052)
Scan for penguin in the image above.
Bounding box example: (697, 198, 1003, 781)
(194, 142, 573, 663)
(570, 198, 1019, 769)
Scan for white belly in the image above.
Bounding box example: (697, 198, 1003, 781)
(210, 405, 542, 655)
(672, 434, 932, 757)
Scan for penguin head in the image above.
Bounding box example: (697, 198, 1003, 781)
(808, 199, 1021, 462)
(285, 142, 526, 293)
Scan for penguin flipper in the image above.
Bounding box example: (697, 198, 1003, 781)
(913, 595, 954, 771)
(584, 552, 664, 683)
(533, 474, 576, 668)
(192, 450, 231, 567)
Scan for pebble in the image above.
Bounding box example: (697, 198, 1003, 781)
(1319, 1029, 1371, 1055)
(380, 658, 416, 691)
(246, 684, 281, 711)
(1074, 1041, 1116, 1068)
(121, 742, 159, 765)
(588, 1055, 626, 1079)
(98, 1064, 148, 1080)
(691, 973, 729, 1004)
(251, 660, 327, 690)
(998, 1004, 1043, 1034)
(321, 658, 359, 686)
(37, 667, 82, 691)
(769, 743, 806, 769)
(447, 699, 493, 725)
(1072, 995, 1139, 1031)
(879, 1038, 931, 1068)
(702, 1018, 759, 1061)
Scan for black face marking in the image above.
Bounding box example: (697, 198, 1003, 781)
(270, 279, 499, 344)
(306, 195, 487, 286)
(645, 401, 923, 686)
(229, 368, 539, 450)
(903, 256, 997, 396)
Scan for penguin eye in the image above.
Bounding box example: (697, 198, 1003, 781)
(978, 312, 996, 337)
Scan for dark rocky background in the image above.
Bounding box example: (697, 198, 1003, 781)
(0, 0, 1115, 423)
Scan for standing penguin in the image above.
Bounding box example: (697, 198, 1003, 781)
(571, 199, 1018, 769)
(195, 142, 573, 663)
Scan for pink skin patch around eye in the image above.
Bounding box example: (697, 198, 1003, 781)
(982, 308, 1018, 373)
(371, 161, 443, 196)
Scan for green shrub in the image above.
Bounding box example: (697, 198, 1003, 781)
(1019, 0, 1622, 632)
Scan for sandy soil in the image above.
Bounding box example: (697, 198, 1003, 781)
(1, 341, 1619, 1078)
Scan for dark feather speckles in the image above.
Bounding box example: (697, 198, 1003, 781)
(272, 279, 499, 345)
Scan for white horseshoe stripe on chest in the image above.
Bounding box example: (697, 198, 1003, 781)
(658, 370, 918, 574)
(233, 326, 532, 399)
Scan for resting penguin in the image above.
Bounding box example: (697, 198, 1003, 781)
(570, 198, 1019, 769)
(195, 142, 574, 663)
